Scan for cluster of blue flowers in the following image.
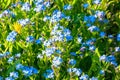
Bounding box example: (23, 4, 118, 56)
(0, 10, 15, 18)
(7, 53, 21, 63)
(69, 59, 76, 65)
(18, 18, 30, 27)
(0, 0, 120, 79)
(25, 36, 44, 45)
(42, 47, 56, 57)
(67, 68, 98, 80)
(100, 55, 118, 67)
(67, 68, 82, 76)
(77, 38, 96, 52)
(42, 23, 73, 48)
(21, 2, 31, 11)
(43, 9, 70, 23)
(0, 52, 10, 58)
(63, 4, 72, 10)
(6, 31, 17, 42)
(16, 64, 38, 77)
(34, 0, 51, 12)
(52, 56, 63, 67)
(5, 71, 19, 80)
(26, 36, 34, 43)
(43, 69, 54, 79)
(51, 24, 73, 42)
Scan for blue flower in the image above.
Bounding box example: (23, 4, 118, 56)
(0, 10, 15, 18)
(52, 56, 63, 67)
(22, 67, 31, 76)
(78, 36, 82, 43)
(43, 69, 54, 79)
(83, 3, 89, 8)
(26, 36, 34, 42)
(69, 59, 76, 65)
(35, 0, 44, 4)
(84, 16, 89, 22)
(115, 47, 120, 52)
(93, 0, 101, 4)
(21, 2, 31, 11)
(44, 1, 51, 8)
(10, 71, 19, 79)
(86, 23, 91, 27)
(90, 77, 98, 80)
(43, 40, 52, 47)
(8, 56, 14, 63)
(99, 70, 105, 75)
(0, 54, 4, 58)
(103, 19, 109, 23)
(89, 15, 96, 23)
(34, 0, 51, 12)
(108, 34, 113, 39)
(15, 53, 21, 58)
(74, 68, 82, 76)
(67, 68, 82, 76)
(79, 74, 89, 80)
(70, 52, 76, 56)
(43, 47, 56, 57)
(95, 11, 105, 20)
(56, 49, 61, 54)
(107, 55, 118, 66)
(0, 14, 3, 18)
(34, 4, 46, 12)
(111, 61, 118, 67)
(80, 46, 86, 52)
(63, 4, 72, 10)
(89, 45, 95, 51)
(117, 34, 120, 41)
(6, 31, 17, 42)
(88, 26, 99, 32)
(19, 66, 38, 77)
(37, 54, 43, 59)
(4, 51, 11, 56)
(107, 55, 116, 62)
(63, 28, 71, 36)
(100, 55, 107, 61)
(66, 35, 73, 41)
(65, 16, 71, 21)
(30, 67, 38, 74)
(0, 76, 3, 80)
(86, 38, 96, 46)
(50, 10, 66, 23)
(43, 16, 51, 22)
(100, 55, 118, 67)
(99, 32, 106, 37)
(84, 16, 96, 23)
(35, 39, 41, 44)
(52, 9, 59, 15)
(11, 3, 17, 8)
(5, 77, 14, 80)
(16, 64, 24, 70)
(3, 10, 11, 15)
(18, 19, 30, 26)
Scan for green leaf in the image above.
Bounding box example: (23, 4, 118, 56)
(5, 0, 11, 9)
(95, 48, 100, 58)
(55, 0, 64, 10)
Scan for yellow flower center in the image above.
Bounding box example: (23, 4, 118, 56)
(13, 22, 22, 34)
